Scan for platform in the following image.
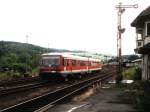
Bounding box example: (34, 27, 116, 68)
(47, 84, 136, 112)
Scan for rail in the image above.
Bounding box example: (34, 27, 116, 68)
(1, 71, 114, 112)
(0, 81, 48, 96)
(0, 76, 41, 87)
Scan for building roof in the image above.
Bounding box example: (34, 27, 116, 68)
(131, 6, 150, 27)
(42, 52, 101, 62)
(136, 43, 150, 54)
(132, 59, 142, 63)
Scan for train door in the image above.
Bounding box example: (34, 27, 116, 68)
(67, 59, 72, 73)
(64, 59, 71, 73)
(64, 59, 67, 72)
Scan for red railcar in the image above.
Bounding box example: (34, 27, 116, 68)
(39, 53, 102, 79)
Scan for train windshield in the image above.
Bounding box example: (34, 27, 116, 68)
(41, 56, 60, 66)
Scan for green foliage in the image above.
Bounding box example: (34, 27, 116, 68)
(11, 63, 32, 73)
(0, 71, 22, 80)
(134, 67, 142, 80)
(123, 67, 136, 80)
(123, 67, 141, 80)
(0, 41, 52, 79)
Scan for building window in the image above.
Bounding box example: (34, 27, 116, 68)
(137, 34, 142, 40)
(138, 41, 141, 46)
(146, 22, 150, 36)
(136, 28, 143, 40)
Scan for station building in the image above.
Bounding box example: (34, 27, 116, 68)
(131, 6, 150, 80)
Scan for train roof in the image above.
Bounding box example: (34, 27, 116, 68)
(42, 52, 101, 62)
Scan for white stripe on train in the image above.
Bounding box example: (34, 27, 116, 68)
(59, 68, 102, 74)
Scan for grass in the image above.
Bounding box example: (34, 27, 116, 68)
(123, 67, 141, 80)
(123, 67, 137, 80)
(0, 72, 18, 81)
(0, 71, 25, 81)
(0, 68, 40, 81)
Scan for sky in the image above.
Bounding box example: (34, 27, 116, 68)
(0, 0, 149, 55)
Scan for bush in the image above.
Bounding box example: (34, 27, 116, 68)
(123, 67, 141, 81)
(134, 67, 142, 80)
(0, 71, 22, 81)
(12, 72, 22, 78)
(12, 63, 32, 73)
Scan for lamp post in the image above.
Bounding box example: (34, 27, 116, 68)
(115, 3, 138, 83)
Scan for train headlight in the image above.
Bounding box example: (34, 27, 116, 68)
(51, 71, 56, 73)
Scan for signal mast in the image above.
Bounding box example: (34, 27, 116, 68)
(115, 3, 138, 83)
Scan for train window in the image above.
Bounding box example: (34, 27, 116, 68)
(40, 59, 43, 65)
(77, 60, 80, 65)
(42, 59, 49, 65)
(80, 61, 86, 66)
(64, 59, 69, 66)
(91, 62, 97, 66)
(72, 60, 76, 66)
(41, 57, 60, 66)
(50, 59, 59, 65)
(77, 61, 80, 65)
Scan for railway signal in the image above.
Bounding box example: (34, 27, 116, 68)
(115, 3, 138, 83)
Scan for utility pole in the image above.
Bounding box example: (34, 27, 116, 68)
(115, 3, 138, 83)
(25, 35, 28, 76)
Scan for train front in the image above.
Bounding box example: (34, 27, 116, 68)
(39, 54, 62, 79)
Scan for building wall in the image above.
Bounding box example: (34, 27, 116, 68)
(136, 21, 150, 80)
(142, 54, 150, 80)
(144, 37, 150, 44)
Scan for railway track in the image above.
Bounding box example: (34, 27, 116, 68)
(1, 71, 114, 112)
(0, 81, 48, 96)
(0, 76, 41, 88)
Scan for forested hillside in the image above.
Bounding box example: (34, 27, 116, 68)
(0, 41, 69, 78)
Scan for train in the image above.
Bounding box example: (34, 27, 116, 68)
(39, 53, 102, 80)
